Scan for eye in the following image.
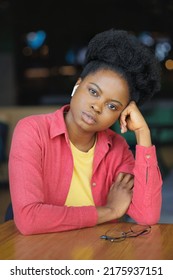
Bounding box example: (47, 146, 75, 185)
(107, 103, 118, 111)
(89, 88, 98, 96)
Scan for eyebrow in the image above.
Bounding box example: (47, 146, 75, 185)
(89, 82, 123, 107)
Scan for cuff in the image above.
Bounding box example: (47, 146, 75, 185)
(135, 145, 158, 165)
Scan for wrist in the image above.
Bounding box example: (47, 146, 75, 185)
(96, 206, 113, 224)
(135, 126, 152, 147)
(96, 206, 118, 224)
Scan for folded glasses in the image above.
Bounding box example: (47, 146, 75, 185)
(100, 224, 151, 242)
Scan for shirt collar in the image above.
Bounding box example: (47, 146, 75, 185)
(50, 104, 70, 139)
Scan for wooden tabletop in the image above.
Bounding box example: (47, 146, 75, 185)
(0, 221, 173, 260)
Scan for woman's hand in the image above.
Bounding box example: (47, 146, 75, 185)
(96, 173, 134, 224)
(119, 101, 152, 147)
(106, 172, 134, 217)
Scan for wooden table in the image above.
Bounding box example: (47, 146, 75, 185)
(0, 221, 173, 260)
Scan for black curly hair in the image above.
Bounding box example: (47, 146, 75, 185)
(80, 29, 161, 106)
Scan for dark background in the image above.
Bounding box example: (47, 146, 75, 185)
(1, 0, 173, 106)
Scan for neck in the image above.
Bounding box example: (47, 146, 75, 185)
(70, 134, 96, 152)
(64, 111, 96, 152)
(68, 127, 96, 152)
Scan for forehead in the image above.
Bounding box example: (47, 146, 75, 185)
(83, 69, 130, 99)
(84, 69, 128, 87)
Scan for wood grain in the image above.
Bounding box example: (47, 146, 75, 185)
(0, 221, 173, 260)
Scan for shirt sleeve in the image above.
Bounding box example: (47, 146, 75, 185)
(127, 145, 163, 225)
(8, 118, 98, 235)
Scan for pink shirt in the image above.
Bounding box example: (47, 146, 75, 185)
(9, 105, 162, 235)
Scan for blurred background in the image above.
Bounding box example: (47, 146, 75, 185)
(0, 0, 173, 223)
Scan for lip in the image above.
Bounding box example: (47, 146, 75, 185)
(81, 111, 97, 125)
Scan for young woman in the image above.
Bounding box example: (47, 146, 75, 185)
(9, 29, 162, 235)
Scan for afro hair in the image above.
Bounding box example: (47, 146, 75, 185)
(80, 29, 161, 106)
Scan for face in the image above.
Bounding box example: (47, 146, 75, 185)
(66, 69, 130, 134)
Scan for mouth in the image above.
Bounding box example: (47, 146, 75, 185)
(81, 111, 97, 125)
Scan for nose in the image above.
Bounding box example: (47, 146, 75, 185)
(91, 103, 102, 114)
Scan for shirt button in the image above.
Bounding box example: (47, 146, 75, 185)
(92, 182, 96, 187)
(146, 154, 151, 159)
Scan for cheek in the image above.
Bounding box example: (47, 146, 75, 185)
(102, 112, 120, 127)
(72, 92, 86, 106)
(71, 94, 82, 110)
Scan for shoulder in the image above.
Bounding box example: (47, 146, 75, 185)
(14, 107, 63, 130)
(15, 105, 68, 130)
(12, 110, 59, 142)
(12, 106, 68, 143)
(14, 112, 53, 131)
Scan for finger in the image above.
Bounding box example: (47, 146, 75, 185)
(121, 173, 134, 183)
(120, 113, 127, 126)
(117, 172, 133, 181)
(123, 180, 134, 192)
(118, 174, 134, 191)
(127, 178, 134, 191)
(120, 125, 127, 134)
(116, 172, 126, 182)
(119, 112, 128, 133)
(115, 173, 134, 185)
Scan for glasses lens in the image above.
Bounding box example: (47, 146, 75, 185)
(100, 234, 126, 242)
(130, 224, 151, 236)
(109, 235, 125, 242)
(100, 228, 126, 242)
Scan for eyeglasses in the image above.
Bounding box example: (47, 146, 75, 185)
(100, 224, 151, 242)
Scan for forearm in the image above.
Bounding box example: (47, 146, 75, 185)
(96, 206, 118, 224)
(11, 199, 98, 235)
(9, 139, 98, 234)
(127, 145, 163, 225)
(134, 126, 152, 147)
(9, 163, 98, 234)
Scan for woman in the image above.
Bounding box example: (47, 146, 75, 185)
(9, 29, 162, 235)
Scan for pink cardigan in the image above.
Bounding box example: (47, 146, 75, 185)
(8, 105, 162, 235)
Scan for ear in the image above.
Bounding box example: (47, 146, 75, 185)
(71, 78, 82, 96)
(71, 85, 79, 96)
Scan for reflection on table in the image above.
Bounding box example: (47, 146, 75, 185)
(0, 221, 173, 260)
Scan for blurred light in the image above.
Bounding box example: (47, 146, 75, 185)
(138, 32, 154, 47)
(155, 41, 172, 61)
(40, 45, 49, 56)
(165, 59, 173, 70)
(65, 46, 87, 65)
(65, 50, 75, 64)
(24, 68, 50, 78)
(26, 30, 47, 50)
(24, 66, 77, 78)
(76, 47, 87, 65)
(58, 66, 77, 76)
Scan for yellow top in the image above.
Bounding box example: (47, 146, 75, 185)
(65, 141, 96, 206)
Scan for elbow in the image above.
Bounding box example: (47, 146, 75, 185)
(135, 215, 160, 226)
(147, 211, 161, 225)
(14, 210, 39, 235)
(129, 193, 162, 226)
(15, 217, 35, 235)
(143, 198, 162, 226)
(133, 208, 161, 226)
(13, 203, 47, 235)
(128, 204, 162, 226)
